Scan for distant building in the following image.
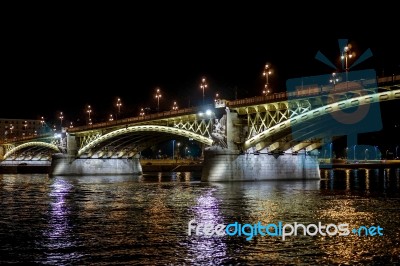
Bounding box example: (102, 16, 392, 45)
(0, 118, 46, 141)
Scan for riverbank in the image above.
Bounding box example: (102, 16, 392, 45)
(1, 160, 399, 174)
(319, 159, 400, 169)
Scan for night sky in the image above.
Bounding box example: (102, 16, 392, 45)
(2, 8, 399, 125)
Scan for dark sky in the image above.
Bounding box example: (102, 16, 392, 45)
(2, 7, 399, 125)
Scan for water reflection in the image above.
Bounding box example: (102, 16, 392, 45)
(187, 188, 227, 265)
(0, 170, 399, 265)
(43, 177, 81, 263)
(320, 168, 400, 195)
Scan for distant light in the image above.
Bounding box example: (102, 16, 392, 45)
(206, 109, 212, 116)
(198, 112, 203, 116)
(54, 133, 61, 138)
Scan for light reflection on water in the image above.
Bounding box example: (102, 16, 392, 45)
(0, 169, 399, 265)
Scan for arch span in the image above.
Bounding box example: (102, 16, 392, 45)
(78, 125, 213, 157)
(244, 90, 400, 150)
(3, 142, 59, 160)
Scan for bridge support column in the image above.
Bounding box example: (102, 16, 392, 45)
(67, 134, 78, 156)
(0, 146, 4, 160)
(50, 153, 142, 175)
(201, 150, 320, 181)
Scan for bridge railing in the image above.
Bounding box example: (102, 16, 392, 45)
(0, 133, 54, 144)
(227, 75, 400, 108)
(68, 104, 214, 132)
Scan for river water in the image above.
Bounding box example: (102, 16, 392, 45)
(1, 169, 399, 265)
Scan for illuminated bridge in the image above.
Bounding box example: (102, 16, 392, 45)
(1, 74, 399, 181)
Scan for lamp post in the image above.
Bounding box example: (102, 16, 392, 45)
(69, 122, 74, 128)
(214, 93, 219, 102)
(59, 112, 64, 130)
(200, 77, 207, 105)
(329, 72, 339, 89)
(40, 117, 44, 134)
(109, 114, 114, 121)
(10, 124, 13, 138)
(139, 108, 145, 117)
(86, 105, 92, 125)
(155, 88, 162, 112)
(116, 98, 122, 119)
(262, 64, 272, 95)
(341, 45, 354, 90)
(172, 101, 178, 111)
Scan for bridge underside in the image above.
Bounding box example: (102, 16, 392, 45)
(2, 142, 59, 161)
(250, 109, 364, 153)
(79, 131, 195, 159)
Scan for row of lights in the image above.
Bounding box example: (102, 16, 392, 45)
(38, 76, 219, 129)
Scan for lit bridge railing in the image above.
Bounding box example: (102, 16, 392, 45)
(68, 104, 215, 133)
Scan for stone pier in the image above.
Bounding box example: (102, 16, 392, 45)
(50, 153, 142, 175)
(201, 150, 320, 181)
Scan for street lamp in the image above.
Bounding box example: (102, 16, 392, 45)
(59, 112, 64, 130)
(88, 118, 92, 126)
(172, 101, 178, 111)
(155, 88, 162, 112)
(116, 98, 122, 118)
(262, 64, 272, 95)
(214, 93, 220, 103)
(341, 45, 354, 89)
(40, 116, 45, 127)
(69, 122, 74, 128)
(139, 108, 145, 117)
(329, 72, 339, 89)
(86, 105, 92, 124)
(109, 114, 114, 121)
(200, 77, 207, 105)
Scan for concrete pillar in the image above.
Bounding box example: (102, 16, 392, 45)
(50, 154, 142, 175)
(225, 108, 240, 151)
(67, 134, 78, 156)
(201, 149, 320, 181)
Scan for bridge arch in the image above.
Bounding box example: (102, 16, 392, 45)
(77, 125, 213, 157)
(3, 142, 60, 160)
(244, 90, 400, 150)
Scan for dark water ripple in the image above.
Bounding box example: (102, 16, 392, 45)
(1, 169, 400, 265)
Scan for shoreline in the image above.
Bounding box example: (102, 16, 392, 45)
(1, 161, 399, 174)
